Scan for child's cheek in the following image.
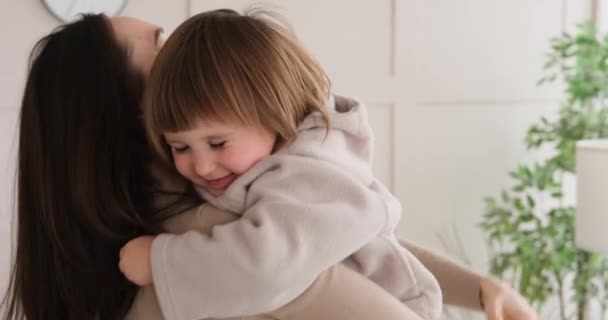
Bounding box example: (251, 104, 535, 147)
(221, 148, 247, 174)
(173, 154, 191, 177)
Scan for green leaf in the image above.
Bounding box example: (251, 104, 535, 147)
(526, 195, 536, 208)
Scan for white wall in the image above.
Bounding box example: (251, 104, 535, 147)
(0, 0, 591, 317)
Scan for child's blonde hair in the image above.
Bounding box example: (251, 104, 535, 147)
(145, 8, 330, 161)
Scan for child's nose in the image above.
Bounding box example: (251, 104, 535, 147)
(194, 157, 216, 177)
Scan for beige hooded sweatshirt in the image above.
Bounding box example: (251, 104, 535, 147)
(149, 95, 443, 320)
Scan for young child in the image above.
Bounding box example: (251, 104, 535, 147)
(121, 8, 442, 320)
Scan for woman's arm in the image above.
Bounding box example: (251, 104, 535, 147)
(399, 240, 482, 310)
(267, 263, 424, 320)
(402, 240, 538, 320)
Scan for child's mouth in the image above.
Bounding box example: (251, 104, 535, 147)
(205, 174, 236, 193)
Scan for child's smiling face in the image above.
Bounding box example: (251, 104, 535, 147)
(165, 119, 276, 196)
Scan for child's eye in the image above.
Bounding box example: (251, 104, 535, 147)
(172, 145, 190, 153)
(209, 141, 225, 150)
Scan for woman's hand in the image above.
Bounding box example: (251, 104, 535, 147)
(119, 235, 155, 286)
(480, 277, 538, 320)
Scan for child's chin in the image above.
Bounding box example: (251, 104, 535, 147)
(208, 188, 225, 197)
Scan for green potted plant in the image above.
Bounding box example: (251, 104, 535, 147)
(480, 22, 608, 320)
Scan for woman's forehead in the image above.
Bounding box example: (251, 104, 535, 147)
(109, 16, 164, 75)
(109, 16, 158, 45)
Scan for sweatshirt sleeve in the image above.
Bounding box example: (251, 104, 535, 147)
(400, 240, 483, 310)
(150, 155, 389, 320)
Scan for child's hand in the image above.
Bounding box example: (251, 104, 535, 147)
(119, 236, 154, 286)
(480, 277, 538, 320)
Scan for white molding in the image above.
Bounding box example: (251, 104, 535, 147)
(367, 103, 397, 192)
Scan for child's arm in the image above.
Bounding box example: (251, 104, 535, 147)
(125, 204, 422, 320)
(150, 157, 389, 320)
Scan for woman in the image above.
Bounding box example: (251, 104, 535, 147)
(2, 13, 536, 320)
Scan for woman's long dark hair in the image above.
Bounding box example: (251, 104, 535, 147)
(1, 13, 187, 319)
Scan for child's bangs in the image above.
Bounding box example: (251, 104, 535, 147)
(197, 54, 265, 128)
(149, 52, 260, 135)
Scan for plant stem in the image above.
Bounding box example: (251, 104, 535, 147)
(598, 107, 608, 137)
(577, 252, 590, 320)
(555, 271, 566, 320)
(578, 300, 586, 320)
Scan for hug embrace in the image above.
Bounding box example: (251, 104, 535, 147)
(3, 8, 537, 320)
